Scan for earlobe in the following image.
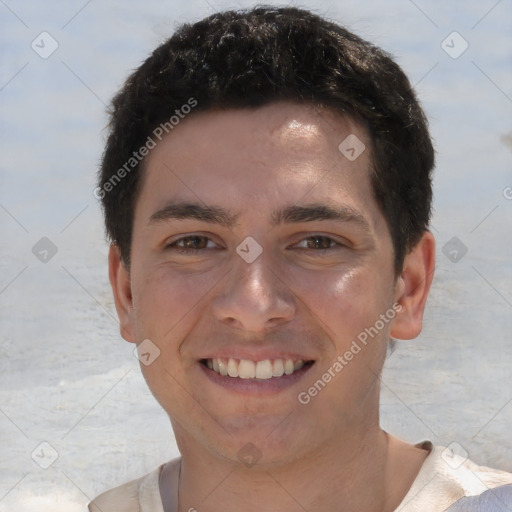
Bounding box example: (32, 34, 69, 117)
(108, 244, 137, 343)
(390, 231, 435, 340)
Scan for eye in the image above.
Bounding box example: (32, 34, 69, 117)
(294, 235, 342, 250)
(166, 235, 216, 252)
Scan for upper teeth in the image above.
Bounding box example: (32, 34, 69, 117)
(206, 358, 305, 379)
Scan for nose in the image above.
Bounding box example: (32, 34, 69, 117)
(211, 253, 296, 333)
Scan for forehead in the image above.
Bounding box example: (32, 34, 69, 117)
(136, 102, 381, 229)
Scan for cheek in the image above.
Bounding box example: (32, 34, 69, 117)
(131, 267, 215, 409)
(131, 264, 216, 342)
(291, 266, 392, 343)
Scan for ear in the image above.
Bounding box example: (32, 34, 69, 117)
(390, 231, 435, 340)
(108, 244, 137, 343)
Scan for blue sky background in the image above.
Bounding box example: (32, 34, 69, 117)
(0, 1, 511, 510)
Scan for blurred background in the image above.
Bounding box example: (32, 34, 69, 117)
(0, 1, 511, 510)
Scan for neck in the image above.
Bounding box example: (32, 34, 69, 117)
(171, 424, 422, 512)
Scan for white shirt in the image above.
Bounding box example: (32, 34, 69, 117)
(88, 442, 512, 512)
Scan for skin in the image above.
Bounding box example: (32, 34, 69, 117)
(109, 102, 435, 512)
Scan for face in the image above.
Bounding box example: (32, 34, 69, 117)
(109, 102, 433, 467)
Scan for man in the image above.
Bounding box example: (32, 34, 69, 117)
(89, 6, 512, 512)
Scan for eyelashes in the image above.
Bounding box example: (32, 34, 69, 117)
(166, 234, 346, 254)
(166, 235, 214, 251)
(293, 235, 342, 250)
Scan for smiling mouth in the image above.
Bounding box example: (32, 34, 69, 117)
(201, 358, 315, 380)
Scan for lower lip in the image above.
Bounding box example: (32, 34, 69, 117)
(198, 361, 315, 396)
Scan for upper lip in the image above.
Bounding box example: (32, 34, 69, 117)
(200, 351, 315, 362)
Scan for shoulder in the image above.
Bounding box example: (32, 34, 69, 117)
(87, 458, 180, 512)
(88, 474, 147, 512)
(396, 443, 512, 512)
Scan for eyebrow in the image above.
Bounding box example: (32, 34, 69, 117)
(149, 202, 238, 228)
(271, 204, 370, 232)
(148, 201, 371, 232)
